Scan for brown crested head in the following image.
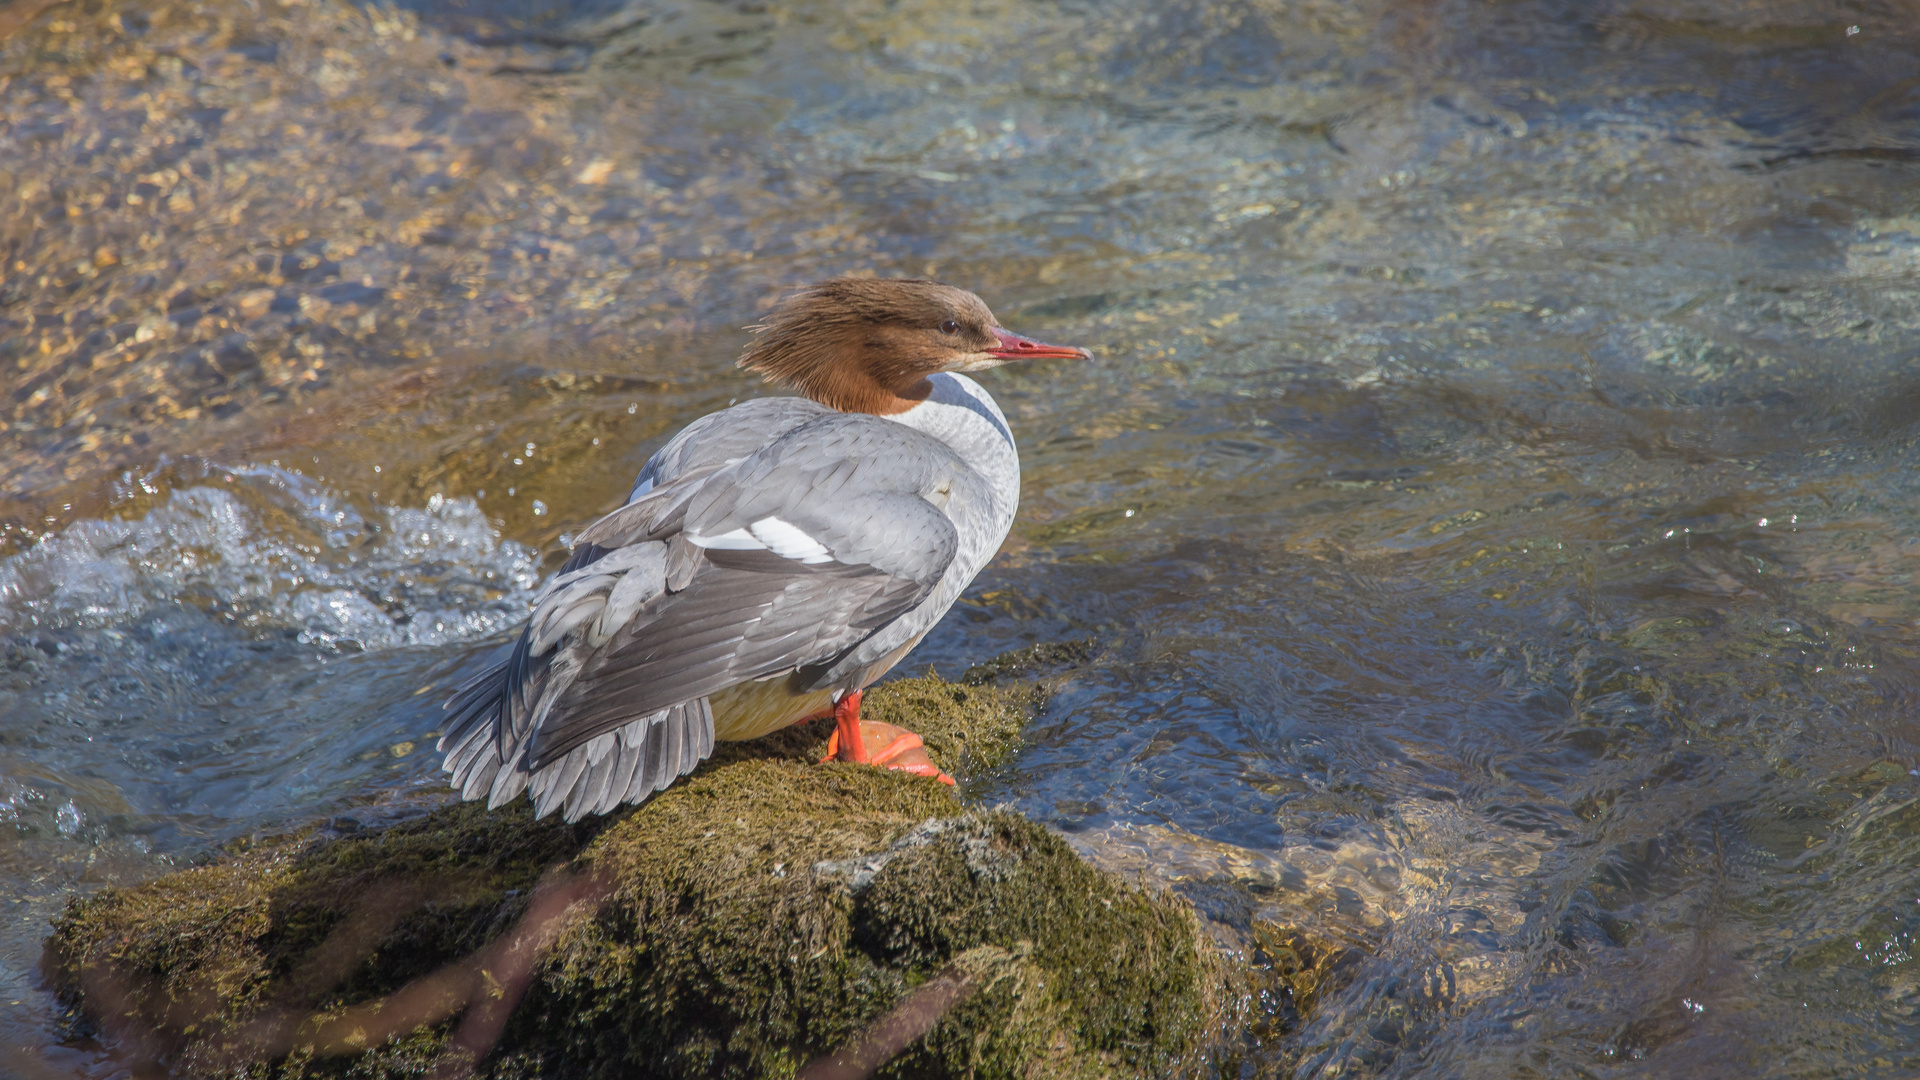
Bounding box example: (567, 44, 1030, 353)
(737, 278, 1092, 414)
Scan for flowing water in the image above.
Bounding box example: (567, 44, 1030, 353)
(6, 0, 1920, 1075)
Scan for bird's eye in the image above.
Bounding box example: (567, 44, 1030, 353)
(939, 320, 961, 335)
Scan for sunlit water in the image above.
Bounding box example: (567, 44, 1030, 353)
(6, 0, 1920, 1075)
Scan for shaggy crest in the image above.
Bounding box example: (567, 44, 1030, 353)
(737, 278, 1006, 414)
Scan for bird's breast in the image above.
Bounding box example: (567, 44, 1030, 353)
(709, 678, 835, 742)
(705, 628, 934, 742)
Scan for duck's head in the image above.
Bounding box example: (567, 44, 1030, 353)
(737, 278, 1092, 414)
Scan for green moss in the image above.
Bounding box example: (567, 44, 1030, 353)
(45, 673, 1245, 1079)
(853, 814, 1218, 1079)
(47, 800, 594, 1074)
(858, 673, 1042, 781)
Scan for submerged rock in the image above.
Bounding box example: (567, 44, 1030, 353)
(44, 674, 1256, 1079)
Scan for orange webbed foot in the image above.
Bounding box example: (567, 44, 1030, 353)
(817, 690, 956, 786)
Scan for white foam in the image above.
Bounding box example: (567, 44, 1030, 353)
(0, 471, 541, 651)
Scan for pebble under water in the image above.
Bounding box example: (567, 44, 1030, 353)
(6, 0, 1920, 1076)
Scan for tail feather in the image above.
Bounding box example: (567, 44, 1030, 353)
(686, 698, 715, 772)
(442, 721, 488, 779)
(465, 756, 501, 804)
(658, 710, 684, 792)
(438, 664, 506, 757)
(638, 709, 676, 798)
(581, 731, 619, 812)
(604, 732, 649, 808)
(439, 638, 715, 820)
(437, 535, 712, 819)
(554, 701, 717, 821)
(486, 751, 529, 809)
(448, 735, 495, 799)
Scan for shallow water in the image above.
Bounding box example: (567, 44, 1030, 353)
(6, 0, 1920, 1075)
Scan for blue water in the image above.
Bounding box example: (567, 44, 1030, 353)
(7, 1, 1920, 1075)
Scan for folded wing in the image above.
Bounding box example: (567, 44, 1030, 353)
(438, 411, 975, 821)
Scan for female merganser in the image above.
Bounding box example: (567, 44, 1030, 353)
(436, 279, 1091, 821)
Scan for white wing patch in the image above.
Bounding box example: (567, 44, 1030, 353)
(685, 526, 760, 550)
(747, 516, 835, 563)
(687, 516, 835, 564)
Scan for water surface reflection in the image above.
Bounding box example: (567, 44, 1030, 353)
(5, 0, 1920, 1075)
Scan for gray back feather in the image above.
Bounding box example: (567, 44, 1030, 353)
(438, 396, 993, 820)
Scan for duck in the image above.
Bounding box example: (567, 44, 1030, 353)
(435, 278, 1092, 821)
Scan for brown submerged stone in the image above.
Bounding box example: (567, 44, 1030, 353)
(44, 672, 1265, 1079)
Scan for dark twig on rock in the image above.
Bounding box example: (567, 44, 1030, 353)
(796, 963, 983, 1080)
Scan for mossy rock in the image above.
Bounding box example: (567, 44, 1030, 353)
(45, 674, 1242, 1079)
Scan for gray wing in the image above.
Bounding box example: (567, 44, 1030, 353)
(438, 411, 974, 821)
(552, 396, 832, 578)
(439, 543, 713, 821)
(628, 396, 832, 501)
(533, 415, 969, 760)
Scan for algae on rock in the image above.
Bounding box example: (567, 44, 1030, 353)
(46, 674, 1241, 1079)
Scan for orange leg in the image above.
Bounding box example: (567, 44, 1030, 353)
(829, 689, 870, 763)
(818, 689, 954, 786)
